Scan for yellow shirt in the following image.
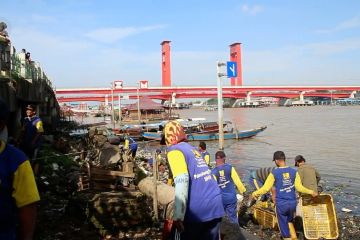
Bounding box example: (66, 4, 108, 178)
(0, 141, 40, 208)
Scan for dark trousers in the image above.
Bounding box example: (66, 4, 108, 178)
(19, 143, 37, 162)
(173, 218, 221, 240)
(275, 200, 297, 238)
(224, 202, 238, 224)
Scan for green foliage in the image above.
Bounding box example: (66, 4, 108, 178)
(39, 144, 78, 174)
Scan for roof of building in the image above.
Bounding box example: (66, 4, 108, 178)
(127, 97, 164, 111)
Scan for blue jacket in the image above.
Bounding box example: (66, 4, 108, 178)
(168, 142, 224, 222)
(212, 163, 237, 205)
(0, 144, 27, 238)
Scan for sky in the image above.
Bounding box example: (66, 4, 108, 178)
(2, 0, 360, 88)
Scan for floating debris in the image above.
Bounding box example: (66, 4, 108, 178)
(342, 208, 353, 213)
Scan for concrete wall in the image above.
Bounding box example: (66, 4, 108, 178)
(0, 75, 59, 138)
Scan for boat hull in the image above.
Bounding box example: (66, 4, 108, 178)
(142, 126, 267, 141)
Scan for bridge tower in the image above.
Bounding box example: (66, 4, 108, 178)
(229, 43, 243, 86)
(161, 41, 172, 87)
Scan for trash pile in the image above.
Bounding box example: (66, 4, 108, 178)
(35, 123, 162, 239)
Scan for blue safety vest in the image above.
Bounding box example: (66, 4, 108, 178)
(22, 116, 42, 147)
(212, 163, 237, 205)
(272, 167, 297, 203)
(128, 137, 137, 151)
(0, 144, 28, 238)
(200, 150, 210, 163)
(168, 142, 224, 222)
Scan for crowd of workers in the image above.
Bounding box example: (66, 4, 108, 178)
(0, 97, 322, 240)
(161, 120, 321, 240)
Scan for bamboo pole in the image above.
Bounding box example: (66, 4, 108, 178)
(152, 153, 158, 220)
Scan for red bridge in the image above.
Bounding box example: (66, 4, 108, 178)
(56, 85, 360, 103)
(55, 41, 360, 103)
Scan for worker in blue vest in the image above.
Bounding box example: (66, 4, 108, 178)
(198, 141, 211, 167)
(0, 98, 40, 239)
(19, 104, 44, 163)
(124, 135, 138, 159)
(211, 151, 246, 224)
(251, 151, 317, 240)
(161, 120, 224, 240)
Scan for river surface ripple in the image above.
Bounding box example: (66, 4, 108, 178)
(175, 106, 360, 216)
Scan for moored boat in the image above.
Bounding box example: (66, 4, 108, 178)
(142, 126, 267, 141)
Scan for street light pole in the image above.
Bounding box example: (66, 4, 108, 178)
(217, 61, 226, 150)
(118, 93, 121, 125)
(330, 90, 333, 105)
(137, 82, 141, 123)
(111, 83, 115, 129)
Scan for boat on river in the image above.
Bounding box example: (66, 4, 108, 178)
(143, 126, 267, 141)
(115, 118, 210, 140)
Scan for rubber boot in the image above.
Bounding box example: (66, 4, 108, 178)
(288, 222, 298, 240)
(162, 219, 173, 240)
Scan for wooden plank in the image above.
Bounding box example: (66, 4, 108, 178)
(93, 182, 118, 190)
(77, 182, 90, 191)
(90, 178, 118, 183)
(90, 167, 135, 178)
(92, 182, 136, 191)
(91, 174, 121, 180)
(79, 180, 90, 184)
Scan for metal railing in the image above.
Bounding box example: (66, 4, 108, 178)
(9, 51, 53, 88)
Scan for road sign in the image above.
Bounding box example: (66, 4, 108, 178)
(226, 61, 237, 78)
(113, 80, 123, 89)
(139, 80, 148, 89)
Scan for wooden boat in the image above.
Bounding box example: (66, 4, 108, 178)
(115, 118, 211, 139)
(183, 121, 230, 134)
(143, 126, 267, 141)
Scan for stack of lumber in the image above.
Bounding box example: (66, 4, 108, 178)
(87, 191, 157, 238)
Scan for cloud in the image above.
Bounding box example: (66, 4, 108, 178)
(11, 27, 92, 56)
(315, 16, 360, 34)
(241, 4, 263, 16)
(85, 24, 167, 43)
(300, 38, 360, 56)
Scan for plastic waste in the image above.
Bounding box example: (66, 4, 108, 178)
(236, 194, 244, 203)
(246, 197, 257, 208)
(341, 208, 352, 213)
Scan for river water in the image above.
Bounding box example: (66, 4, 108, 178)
(172, 106, 360, 216)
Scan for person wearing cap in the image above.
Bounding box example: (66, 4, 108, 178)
(0, 98, 40, 239)
(294, 155, 322, 230)
(211, 151, 246, 224)
(251, 151, 317, 240)
(19, 104, 44, 164)
(198, 141, 211, 167)
(294, 155, 321, 195)
(162, 120, 224, 239)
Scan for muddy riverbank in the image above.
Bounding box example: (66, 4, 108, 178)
(33, 142, 359, 240)
(31, 117, 359, 239)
